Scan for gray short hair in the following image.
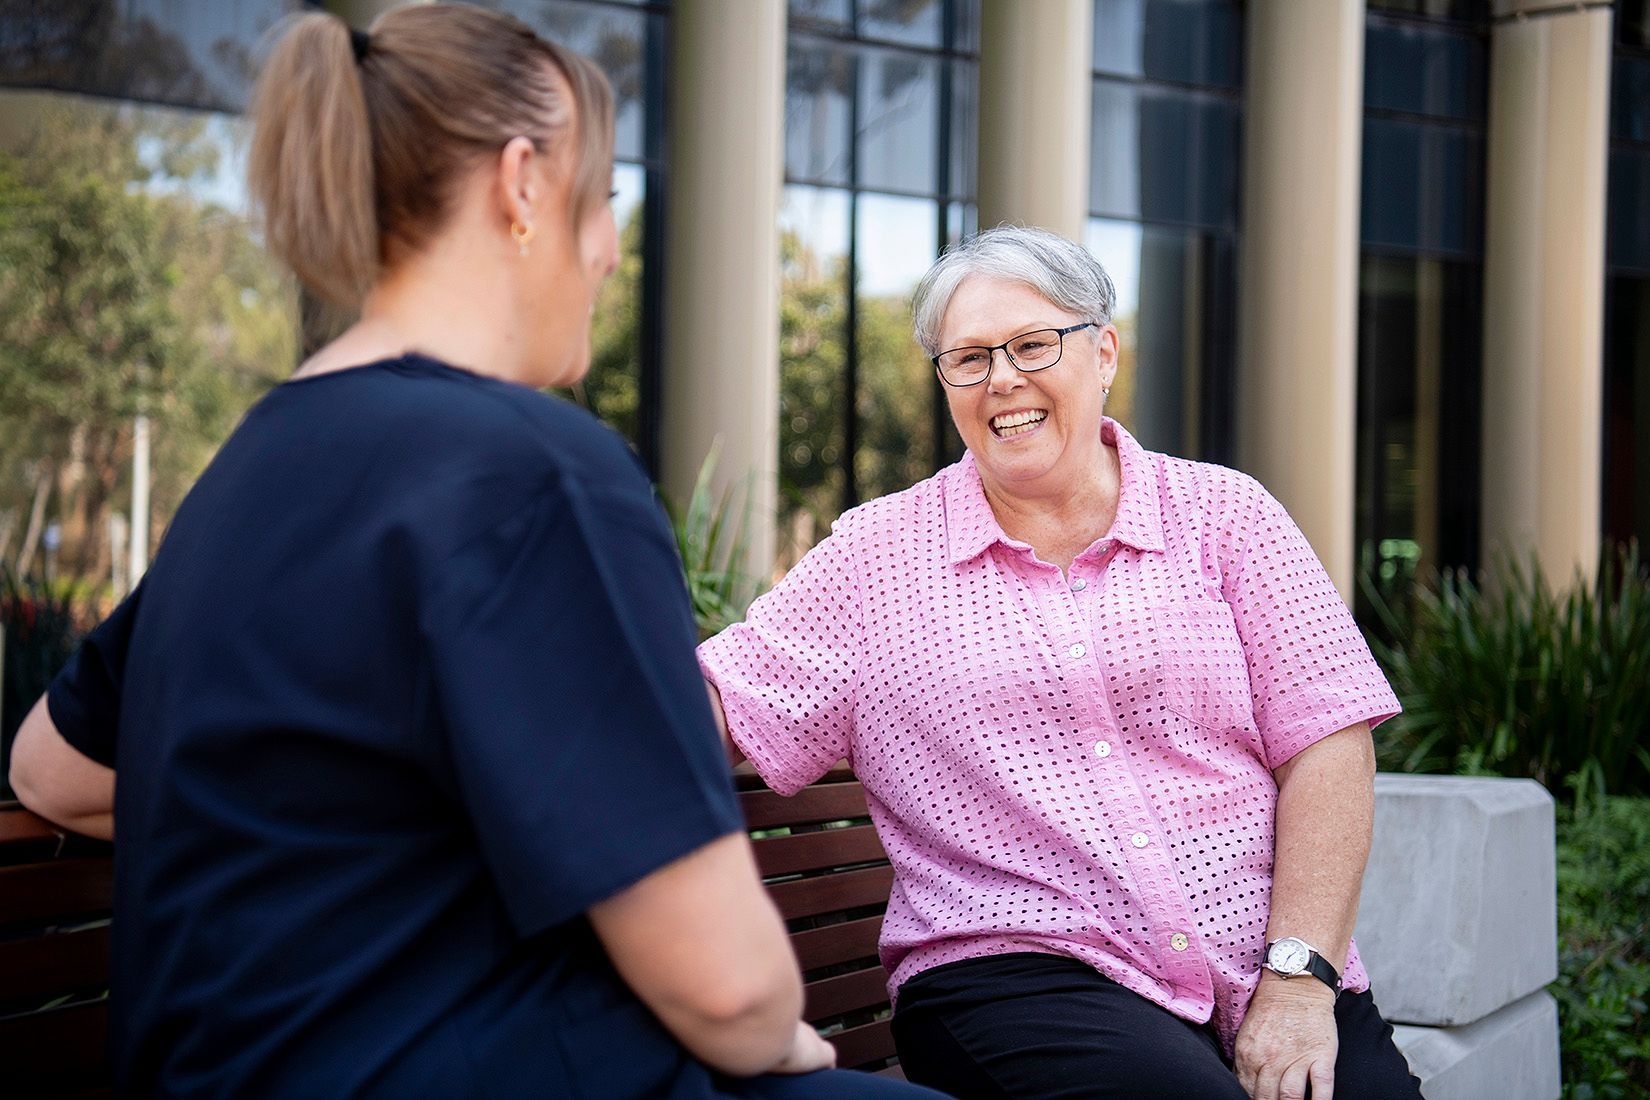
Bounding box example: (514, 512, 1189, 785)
(911, 225, 1117, 355)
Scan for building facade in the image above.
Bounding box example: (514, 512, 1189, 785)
(2, 0, 1645, 604)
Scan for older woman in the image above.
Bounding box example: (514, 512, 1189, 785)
(701, 227, 1422, 1100)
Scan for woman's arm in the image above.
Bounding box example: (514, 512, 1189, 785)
(9, 696, 116, 840)
(704, 680, 746, 767)
(1233, 720, 1375, 1100)
(587, 831, 833, 1076)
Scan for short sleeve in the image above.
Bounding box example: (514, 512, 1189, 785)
(424, 469, 743, 939)
(1223, 487, 1401, 769)
(46, 580, 145, 769)
(696, 517, 864, 796)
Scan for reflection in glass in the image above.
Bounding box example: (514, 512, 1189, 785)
(1610, 149, 1650, 273)
(1091, 0, 1242, 89)
(0, 0, 302, 113)
(778, 186, 852, 563)
(856, 193, 939, 503)
(1354, 254, 1482, 614)
(948, 58, 978, 200)
(786, 40, 854, 185)
(1364, 17, 1486, 123)
(1085, 218, 1235, 461)
(1365, 0, 1487, 20)
(1361, 117, 1485, 256)
(1613, 55, 1650, 144)
(490, 0, 654, 163)
(790, 0, 854, 32)
(1090, 81, 1240, 231)
(857, 47, 939, 194)
(572, 163, 647, 442)
(0, 90, 297, 594)
(858, 0, 943, 47)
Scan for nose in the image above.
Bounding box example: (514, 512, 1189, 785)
(985, 346, 1024, 394)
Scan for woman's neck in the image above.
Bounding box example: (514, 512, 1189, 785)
(979, 442, 1122, 573)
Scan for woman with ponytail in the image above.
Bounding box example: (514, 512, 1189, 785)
(8, 8, 938, 1097)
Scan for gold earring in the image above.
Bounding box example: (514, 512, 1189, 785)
(510, 221, 535, 258)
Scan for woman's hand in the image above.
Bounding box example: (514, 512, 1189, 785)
(768, 1020, 837, 1075)
(1233, 974, 1338, 1100)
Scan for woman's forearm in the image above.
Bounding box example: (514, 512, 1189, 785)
(1264, 722, 1376, 972)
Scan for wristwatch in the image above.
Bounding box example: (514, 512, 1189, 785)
(1263, 937, 1342, 996)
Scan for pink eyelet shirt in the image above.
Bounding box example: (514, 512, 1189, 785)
(699, 418, 1400, 1054)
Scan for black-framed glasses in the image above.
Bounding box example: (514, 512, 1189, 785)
(932, 322, 1097, 388)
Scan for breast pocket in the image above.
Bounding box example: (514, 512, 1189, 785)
(1150, 599, 1255, 733)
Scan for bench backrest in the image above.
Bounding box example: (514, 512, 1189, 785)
(737, 766, 899, 1074)
(0, 801, 115, 1099)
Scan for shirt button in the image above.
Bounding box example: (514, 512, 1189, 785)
(1131, 832, 1149, 848)
(1069, 643, 1087, 659)
(1171, 932, 1190, 952)
(1093, 740, 1112, 759)
(1071, 577, 1087, 591)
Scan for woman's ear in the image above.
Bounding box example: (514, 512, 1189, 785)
(1095, 323, 1121, 388)
(495, 136, 538, 234)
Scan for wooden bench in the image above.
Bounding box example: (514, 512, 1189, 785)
(0, 800, 115, 1099)
(0, 768, 903, 1092)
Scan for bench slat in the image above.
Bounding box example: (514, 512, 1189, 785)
(0, 999, 110, 1091)
(741, 783, 870, 830)
(0, 924, 112, 1005)
(767, 864, 893, 921)
(828, 1017, 897, 1071)
(0, 861, 114, 927)
(791, 914, 883, 972)
(753, 826, 886, 877)
(804, 965, 890, 1022)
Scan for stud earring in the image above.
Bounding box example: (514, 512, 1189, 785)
(510, 221, 535, 258)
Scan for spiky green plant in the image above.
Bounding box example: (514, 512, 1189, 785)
(664, 448, 764, 641)
(1363, 544, 1650, 803)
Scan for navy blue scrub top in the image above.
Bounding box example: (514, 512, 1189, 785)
(47, 354, 750, 1097)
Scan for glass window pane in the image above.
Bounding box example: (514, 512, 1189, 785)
(1612, 54, 1650, 144)
(946, 58, 978, 200)
(786, 40, 853, 185)
(858, 0, 942, 47)
(855, 193, 938, 501)
(790, 0, 854, 33)
(0, 90, 297, 593)
(1604, 274, 1650, 547)
(857, 47, 939, 194)
(1610, 147, 1650, 274)
(1084, 218, 1235, 461)
(1091, 80, 1240, 231)
(778, 186, 852, 562)
(573, 163, 648, 442)
(1623, 0, 1650, 49)
(953, 0, 982, 54)
(1092, 0, 1242, 89)
(492, 1, 652, 163)
(1360, 117, 1485, 256)
(1364, 18, 1487, 123)
(1366, 0, 1488, 20)
(0, 0, 304, 113)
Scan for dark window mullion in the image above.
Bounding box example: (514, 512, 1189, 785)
(844, 47, 862, 511)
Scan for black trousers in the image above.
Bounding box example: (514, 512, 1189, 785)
(890, 954, 1423, 1100)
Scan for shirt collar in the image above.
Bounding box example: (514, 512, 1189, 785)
(943, 416, 1166, 566)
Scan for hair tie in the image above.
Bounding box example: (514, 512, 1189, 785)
(349, 27, 371, 63)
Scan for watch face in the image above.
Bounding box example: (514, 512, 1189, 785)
(1270, 939, 1310, 975)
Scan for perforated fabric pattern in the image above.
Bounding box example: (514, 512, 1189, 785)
(699, 418, 1400, 1055)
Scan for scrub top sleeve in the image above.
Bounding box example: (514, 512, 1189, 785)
(1224, 486, 1402, 770)
(45, 579, 145, 769)
(425, 473, 744, 939)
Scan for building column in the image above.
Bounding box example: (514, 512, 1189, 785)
(976, 0, 1093, 240)
(1237, 0, 1365, 600)
(1481, 1, 1612, 584)
(659, 0, 785, 575)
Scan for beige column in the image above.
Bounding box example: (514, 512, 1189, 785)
(659, 0, 785, 575)
(1237, 0, 1365, 600)
(977, 0, 1093, 240)
(1481, 1, 1612, 584)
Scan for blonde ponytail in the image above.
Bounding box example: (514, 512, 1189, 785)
(247, 13, 378, 309)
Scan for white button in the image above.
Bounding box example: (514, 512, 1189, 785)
(1069, 643, 1087, 659)
(1094, 740, 1112, 759)
(1071, 577, 1087, 591)
(1131, 832, 1149, 848)
(1170, 932, 1189, 952)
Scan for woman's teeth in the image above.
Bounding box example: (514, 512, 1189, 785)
(991, 410, 1047, 438)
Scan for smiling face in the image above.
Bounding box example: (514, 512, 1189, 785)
(937, 274, 1119, 500)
